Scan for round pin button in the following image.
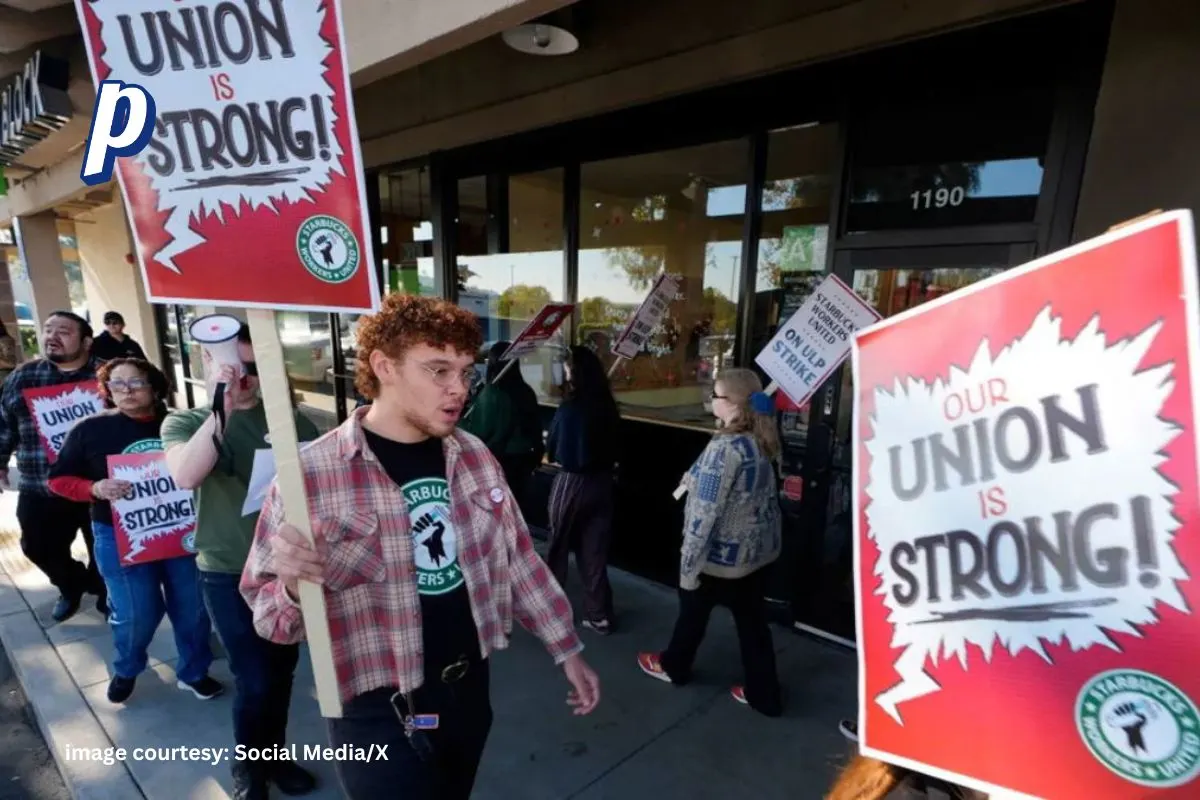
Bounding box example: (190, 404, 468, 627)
(490, 487, 504, 504)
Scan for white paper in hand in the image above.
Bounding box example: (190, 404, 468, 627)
(242, 449, 276, 517)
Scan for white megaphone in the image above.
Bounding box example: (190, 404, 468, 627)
(189, 314, 245, 426)
(189, 314, 244, 374)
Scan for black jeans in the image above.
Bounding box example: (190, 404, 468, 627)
(660, 569, 782, 717)
(547, 471, 615, 623)
(17, 492, 101, 600)
(327, 658, 492, 800)
(199, 571, 300, 770)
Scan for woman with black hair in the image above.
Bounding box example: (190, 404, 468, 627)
(49, 358, 221, 705)
(0, 319, 17, 383)
(546, 345, 621, 634)
(460, 341, 545, 507)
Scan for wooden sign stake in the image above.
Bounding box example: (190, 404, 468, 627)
(247, 308, 342, 718)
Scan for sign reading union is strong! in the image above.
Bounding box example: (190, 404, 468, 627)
(73, 0, 379, 314)
(852, 211, 1200, 799)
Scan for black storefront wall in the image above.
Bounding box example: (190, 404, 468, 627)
(434, 1, 1111, 643)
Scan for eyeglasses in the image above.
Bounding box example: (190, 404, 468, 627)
(709, 392, 729, 401)
(418, 363, 476, 389)
(107, 379, 149, 393)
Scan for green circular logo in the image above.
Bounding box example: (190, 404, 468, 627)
(123, 438, 163, 454)
(1076, 669, 1200, 788)
(402, 478, 463, 596)
(181, 533, 196, 554)
(296, 215, 360, 284)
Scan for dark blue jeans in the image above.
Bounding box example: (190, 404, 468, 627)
(92, 522, 212, 683)
(199, 570, 300, 765)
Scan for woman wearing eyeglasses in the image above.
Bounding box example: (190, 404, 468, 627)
(48, 358, 221, 705)
(637, 368, 784, 716)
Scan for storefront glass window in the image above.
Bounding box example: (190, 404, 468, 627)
(579, 140, 749, 428)
(845, 89, 1052, 233)
(456, 170, 566, 401)
(175, 305, 334, 433)
(378, 167, 437, 297)
(751, 123, 839, 453)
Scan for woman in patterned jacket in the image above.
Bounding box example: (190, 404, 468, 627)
(637, 368, 784, 716)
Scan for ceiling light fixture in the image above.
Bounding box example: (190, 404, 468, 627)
(502, 10, 581, 56)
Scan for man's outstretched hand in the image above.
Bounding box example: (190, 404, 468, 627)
(563, 653, 600, 715)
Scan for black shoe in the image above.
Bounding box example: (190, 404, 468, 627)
(231, 764, 269, 800)
(269, 760, 317, 795)
(95, 595, 109, 617)
(107, 675, 136, 704)
(177, 676, 224, 700)
(51, 593, 82, 623)
(838, 718, 859, 742)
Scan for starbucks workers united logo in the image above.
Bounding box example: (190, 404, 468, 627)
(297, 215, 361, 284)
(402, 478, 463, 596)
(123, 438, 162, 454)
(1076, 669, 1200, 788)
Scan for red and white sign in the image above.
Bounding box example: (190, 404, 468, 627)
(22, 381, 103, 463)
(613, 273, 680, 359)
(502, 303, 575, 360)
(74, 0, 379, 314)
(853, 210, 1200, 798)
(108, 453, 197, 566)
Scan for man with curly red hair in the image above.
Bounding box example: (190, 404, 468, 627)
(241, 294, 599, 799)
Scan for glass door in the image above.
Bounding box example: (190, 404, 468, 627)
(790, 243, 1035, 643)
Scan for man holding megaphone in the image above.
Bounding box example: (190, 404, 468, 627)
(163, 316, 319, 800)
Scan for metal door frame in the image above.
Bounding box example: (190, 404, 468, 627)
(790, 241, 1036, 647)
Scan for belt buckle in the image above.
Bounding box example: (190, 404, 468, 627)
(440, 656, 469, 684)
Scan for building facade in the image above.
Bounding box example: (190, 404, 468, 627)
(1, 0, 1198, 644)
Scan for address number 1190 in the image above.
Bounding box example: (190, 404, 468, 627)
(910, 186, 966, 210)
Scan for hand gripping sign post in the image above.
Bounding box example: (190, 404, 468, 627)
(852, 210, 1200, 799)
(672, 273, 881, 500)
(72, 0, 379, 718)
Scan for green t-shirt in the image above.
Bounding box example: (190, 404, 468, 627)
(161, 404, 319, 574)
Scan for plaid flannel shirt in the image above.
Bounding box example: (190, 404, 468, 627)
(0, 358, 101, 496)
(240, 407, 583, 706)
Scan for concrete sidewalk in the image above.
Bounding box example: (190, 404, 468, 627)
(0, 488, 869, 799)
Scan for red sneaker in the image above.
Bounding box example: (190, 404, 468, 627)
(730, 686, 748, 705)
(637, 652, 671, 683)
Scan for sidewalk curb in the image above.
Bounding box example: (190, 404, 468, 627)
(0, 571, 144, 800)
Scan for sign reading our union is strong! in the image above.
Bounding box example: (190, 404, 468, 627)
(853, 211, 1200, 799)
(72, 0, 379, 314)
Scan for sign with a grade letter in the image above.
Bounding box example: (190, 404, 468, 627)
(73, 0, 379, 313)
(853, 210, 1200, 799)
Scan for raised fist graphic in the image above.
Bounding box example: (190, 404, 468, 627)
(1108, 701, 1151, 754)
(413, 511, 448, 566)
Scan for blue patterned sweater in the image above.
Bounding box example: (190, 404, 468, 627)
(679, 433, 781, 588)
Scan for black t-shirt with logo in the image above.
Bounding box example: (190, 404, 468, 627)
(50, 411, 164, 525)
(361, 429, 481, 673)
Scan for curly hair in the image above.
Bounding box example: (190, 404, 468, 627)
(97, 358, 171, 417)
(354, 294, 483, 399)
